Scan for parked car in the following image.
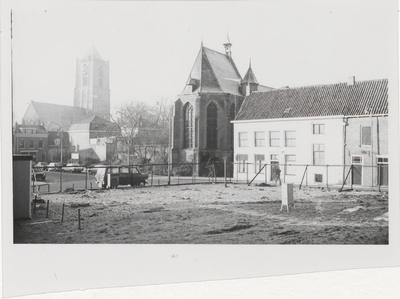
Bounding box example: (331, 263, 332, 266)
(47, 162, 62, 171)
(95, 166, 148, 189)
(33, 162, 48, 171)
(31, 168, 46, 181)
(62, 163, 84, 173)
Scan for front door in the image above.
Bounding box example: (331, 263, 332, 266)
(270, 161, 279, 181)
(378, 157, 389, 186)
(351, 156, 363, 185)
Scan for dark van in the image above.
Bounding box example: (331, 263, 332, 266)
(95, 166, 148, 189)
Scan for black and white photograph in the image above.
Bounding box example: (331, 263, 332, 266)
(1, 0, 399, 298)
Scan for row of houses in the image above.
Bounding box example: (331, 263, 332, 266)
(233, 77, 389, 187)
(13, 109, 119, 164)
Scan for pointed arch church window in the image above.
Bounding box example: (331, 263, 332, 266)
(207, 102, 218, 149)
(82, 90, 87, 108)
(183, 103, 193, 148)
(99, 66, 103, 87)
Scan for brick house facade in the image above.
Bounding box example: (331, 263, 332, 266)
(13, 124, 49, 162)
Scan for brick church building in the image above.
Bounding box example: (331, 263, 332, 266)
(20, 46, 117, 163)
(171, 38, 273, 176)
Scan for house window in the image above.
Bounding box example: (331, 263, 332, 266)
(269, 131, 280, 147)
(285, 131, 296, 147)
(19, 138, 25, 149)
(284, 108, 291, 114)
(255, 154, 265, 173)
(377, 157, 388, 164)
(361, 126, 371, 146)
(313, 144, 325, 165)
(238, 154, 248, 173)
(285, 155, 296, 175)
(313, 124, 325, 134)
(271, 154, 279, 161)
(254, 132, 265, 147)
(352, 156, 363, 164)
(207, 102, 218, 149)
(239, 132, 248, 147)
(29, 139, 34, 149)
(21, 128, 36, 134)
(38, 139, 43, 149)
(183, 103, 193, 148)
(315, 174, 323, 182)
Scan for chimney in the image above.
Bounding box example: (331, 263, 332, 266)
(348, 76, 355, 86)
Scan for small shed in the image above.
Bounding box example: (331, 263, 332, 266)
(13, 155, 33, 219)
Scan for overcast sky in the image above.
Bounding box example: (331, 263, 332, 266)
(1, 0, 398, 123)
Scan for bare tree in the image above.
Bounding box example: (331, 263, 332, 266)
(111, 99, 171, 165)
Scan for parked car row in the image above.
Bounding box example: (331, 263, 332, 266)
(34, 162, 84, 173)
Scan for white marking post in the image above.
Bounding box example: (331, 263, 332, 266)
(281, 183, 294, 212)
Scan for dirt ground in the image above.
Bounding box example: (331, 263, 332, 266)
(14, 183, 389, 244)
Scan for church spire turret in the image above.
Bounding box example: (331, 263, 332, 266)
(241, 61, 259, 95)
(223, 33, 232, 58)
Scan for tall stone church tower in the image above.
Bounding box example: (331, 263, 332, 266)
(74, 46, 110, 120)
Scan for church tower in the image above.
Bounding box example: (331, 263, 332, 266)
(74, 46, 110, 120)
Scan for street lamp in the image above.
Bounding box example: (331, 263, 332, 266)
(48, 122, 63, 164)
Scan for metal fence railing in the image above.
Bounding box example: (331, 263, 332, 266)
(232, 162, 389, 192)
(30, 161, 234, 194)
(30, 161, 388, 194)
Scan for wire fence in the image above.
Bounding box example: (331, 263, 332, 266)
(30, 161, 388, 194)
(233, 162, 389, 191)
(30, 161, 234, 194)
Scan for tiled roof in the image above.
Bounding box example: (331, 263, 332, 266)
(69, 115, 119, 132)
(235, 79, 388, 120)
(181, 46, 242, 96)
(257, 85, 275, 92)
(15, 124, 48, 134)
(23, 101, 92, 131)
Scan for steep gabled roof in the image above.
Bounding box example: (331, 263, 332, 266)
(235, 79, 388, 121)
(182, 45, 242, 96)
(241, 63, 259, 85)
(22, 101, 92, 131)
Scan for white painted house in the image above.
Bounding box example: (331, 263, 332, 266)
(232, 78, 388, 188)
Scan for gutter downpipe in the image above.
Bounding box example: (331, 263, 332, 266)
(343, 116, 348, 185)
